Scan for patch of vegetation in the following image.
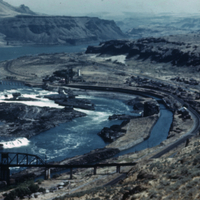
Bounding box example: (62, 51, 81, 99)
(53, 186, 102, 200)
(52, 174, 60, 179)
(36, 179, 43, 185)
(0, 179, 34, 193)
(3, 181, 45, 200)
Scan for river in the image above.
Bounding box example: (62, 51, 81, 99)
(0, 81, 137, 163)
(0, 44, 173, 164)
(0, 43, 97, 62)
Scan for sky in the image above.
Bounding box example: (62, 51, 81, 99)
(4, 0, 200, 17)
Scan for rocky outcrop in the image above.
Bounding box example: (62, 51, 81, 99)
(98, 126, 126, 143)
(163, 96, 180, 112)
(143, 100, 160, 117)
(86, 36, 200, 67)
(125, 97, 159, 116)
(0, 102, 85, 138)
(43, 93, 68, 100)
(0, 15, 126, 45)
(12, 92, 21, 99)
(55, 98, 95, 110)
(108, 114, 139, 120)
(171, 76, 199, 85)
(97, 121, 128, 143)
(125, 97, 146, 111)
(177, 107, 191, 119)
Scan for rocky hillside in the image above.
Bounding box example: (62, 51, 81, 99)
(55, 136, 200, 200)
(0, 1, 126, 45)
(0, 15, 126, 45)
(86, 34, 200, 67)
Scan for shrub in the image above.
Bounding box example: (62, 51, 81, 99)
(36, 179, 43, 184)
(4, 183, 43, 200)
(52, 174, 60, 179)
(4, 186, 31, 200)
(4, 190, 16, 200)
(15, 187, 31, 198)
(28, 183, 39, 193)
(38, 187, 46, 193)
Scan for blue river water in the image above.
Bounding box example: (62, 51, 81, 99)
(117, 103, 173, 156)
(0, 43, 98, 62)
(0, 82, 138, 163)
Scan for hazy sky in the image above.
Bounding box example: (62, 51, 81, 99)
(5, 0, 200, 16)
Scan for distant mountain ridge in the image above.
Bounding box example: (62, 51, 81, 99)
(0, 1, 126, 46)
(0, 0, 36, 17)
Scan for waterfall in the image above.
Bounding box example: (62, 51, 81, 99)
(1, 138, 30, 149)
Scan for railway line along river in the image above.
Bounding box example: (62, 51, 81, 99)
(0, 45, 173, 172)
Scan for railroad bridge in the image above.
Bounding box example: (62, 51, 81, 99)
(0, 152, 136, 185)
(0, 152, 45, 184)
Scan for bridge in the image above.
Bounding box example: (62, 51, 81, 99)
(0, 152, 45, 184)
(0, 152, 137, 184)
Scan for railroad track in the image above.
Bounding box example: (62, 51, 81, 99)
(151, 94, 200, 158)
(3, 60, 34, 78)
(68, 84, 200, 186)
(104, 173, 127, 186)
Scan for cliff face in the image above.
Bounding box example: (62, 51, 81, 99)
(0, 0, 126, 45)
(86, 35, 200, 67)
(0, 15, 126, 45)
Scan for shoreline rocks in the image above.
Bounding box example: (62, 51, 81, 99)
(144, 99, 160, 117)
(0, 102, 85, 138)
(108, 114, 140, 120)
(97, 123, 127, 143)
(55, 98, 95, 110)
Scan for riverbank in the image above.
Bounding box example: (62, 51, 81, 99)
(106, 114, 158, 151)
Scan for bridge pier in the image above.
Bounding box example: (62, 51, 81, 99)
(70, 168, 73, 179)
(0, 166, 10, 185)
(94, 166, 97, 175)
(116, 166, 120, 173)
(0, 153, 10, 185)
(45, 168, 51, 180)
